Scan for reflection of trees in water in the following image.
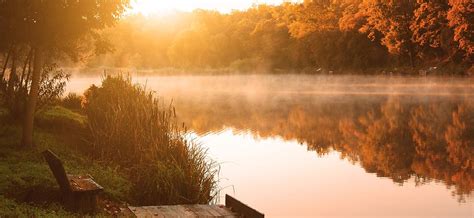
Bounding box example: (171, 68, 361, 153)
(339, 98, 415, 183)
(340, 99, 473, 201)
(174, 95, 473, 201)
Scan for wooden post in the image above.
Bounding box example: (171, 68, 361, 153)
(225, 194, 264, 218)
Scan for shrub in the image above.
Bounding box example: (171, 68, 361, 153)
(37, 64, 70, 109)
(3, 63, 70, 119)
(61, 93, 83, 111)
(83, 75, 217, 205)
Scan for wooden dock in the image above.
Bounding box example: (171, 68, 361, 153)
(127, 195, 264, 218)
(128, 205, 238, 217)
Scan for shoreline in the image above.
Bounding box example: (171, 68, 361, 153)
(60, 64, 474, 78)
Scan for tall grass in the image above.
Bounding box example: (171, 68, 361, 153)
(83, 75, 217, 205)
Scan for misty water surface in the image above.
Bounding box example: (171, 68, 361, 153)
(67, 74, 473, 217)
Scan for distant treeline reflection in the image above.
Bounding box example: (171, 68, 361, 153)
(175, 96, 473, 201)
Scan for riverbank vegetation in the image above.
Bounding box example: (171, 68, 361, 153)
(0, 1, 219, 215)
(84, 75, 217, 205)
(0, 75, 217, 216)
(78, 0, 473, 75)
(0, 106, 130, 216)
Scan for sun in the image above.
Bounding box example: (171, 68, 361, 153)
(129, 0, 295, 15)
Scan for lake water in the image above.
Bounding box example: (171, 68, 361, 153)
(67, 75, 473, 217)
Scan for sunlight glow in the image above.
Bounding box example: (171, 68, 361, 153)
(129, 0, 297, 15)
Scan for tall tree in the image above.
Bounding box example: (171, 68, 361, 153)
(0, 0, 130, 147)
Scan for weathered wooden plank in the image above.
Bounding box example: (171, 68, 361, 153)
(174, 205, 198, 217)
(129, 204, 241, 218)
(181, 204, 199, 216)
(187, 205, 211, 217)
(148, 206, 166, 218)
(209, 205, 236, 217)
(187, 205, 215, 217)
(197, 205, 222, 217)
(208, 205, 237, 216)
(164, 205, 183, 217)
(225, 195, 264, 218)
(161, 206, 180, 217)
(147, 206, 169, 217)
(42, 150, 70, 192)
(129, 206, 156, 218)
(203, 205, 225, 216)
(120, 207, 136, 217)
(163, 206, 181, 217)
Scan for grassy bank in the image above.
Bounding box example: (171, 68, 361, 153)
(0, 75, 218, 216)
(0, 107, 131, 216)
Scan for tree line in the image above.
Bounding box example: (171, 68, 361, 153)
(86, 0, 472, 74)
(0, 0, 472, 146)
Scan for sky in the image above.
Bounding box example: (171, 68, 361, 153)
(129, 0, 299, 15)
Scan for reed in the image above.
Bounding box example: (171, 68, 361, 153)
(83, 75, 218, 205)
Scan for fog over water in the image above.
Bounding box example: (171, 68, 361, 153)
(68, 74, 474, 97)
(67, 74, 473, 217)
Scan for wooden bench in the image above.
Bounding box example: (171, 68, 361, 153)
(42, 149, 103, 213)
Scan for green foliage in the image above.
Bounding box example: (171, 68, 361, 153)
(83, 75, 218, 205)
(0, 128, 55, 197)
(35, 106, 87, 130)
(0, 0, 130, 58)
(37, 64, 71, 109)
(0, 0, 130, 148)
(130, 144, 217, 205)
(61, 93, 83, 111)
(0, 196, 74, 217)
(2, 63, 71, 120)
(0, 124, 131, 216)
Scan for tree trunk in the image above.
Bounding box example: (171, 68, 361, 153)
(20, 49, 33, 90)
(25, 52, 33, 88)
(1, 47, 12, 81)
(409, 47, 416, 68)
(21, 47, 43, 148)
(6, 48, 17, 105)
